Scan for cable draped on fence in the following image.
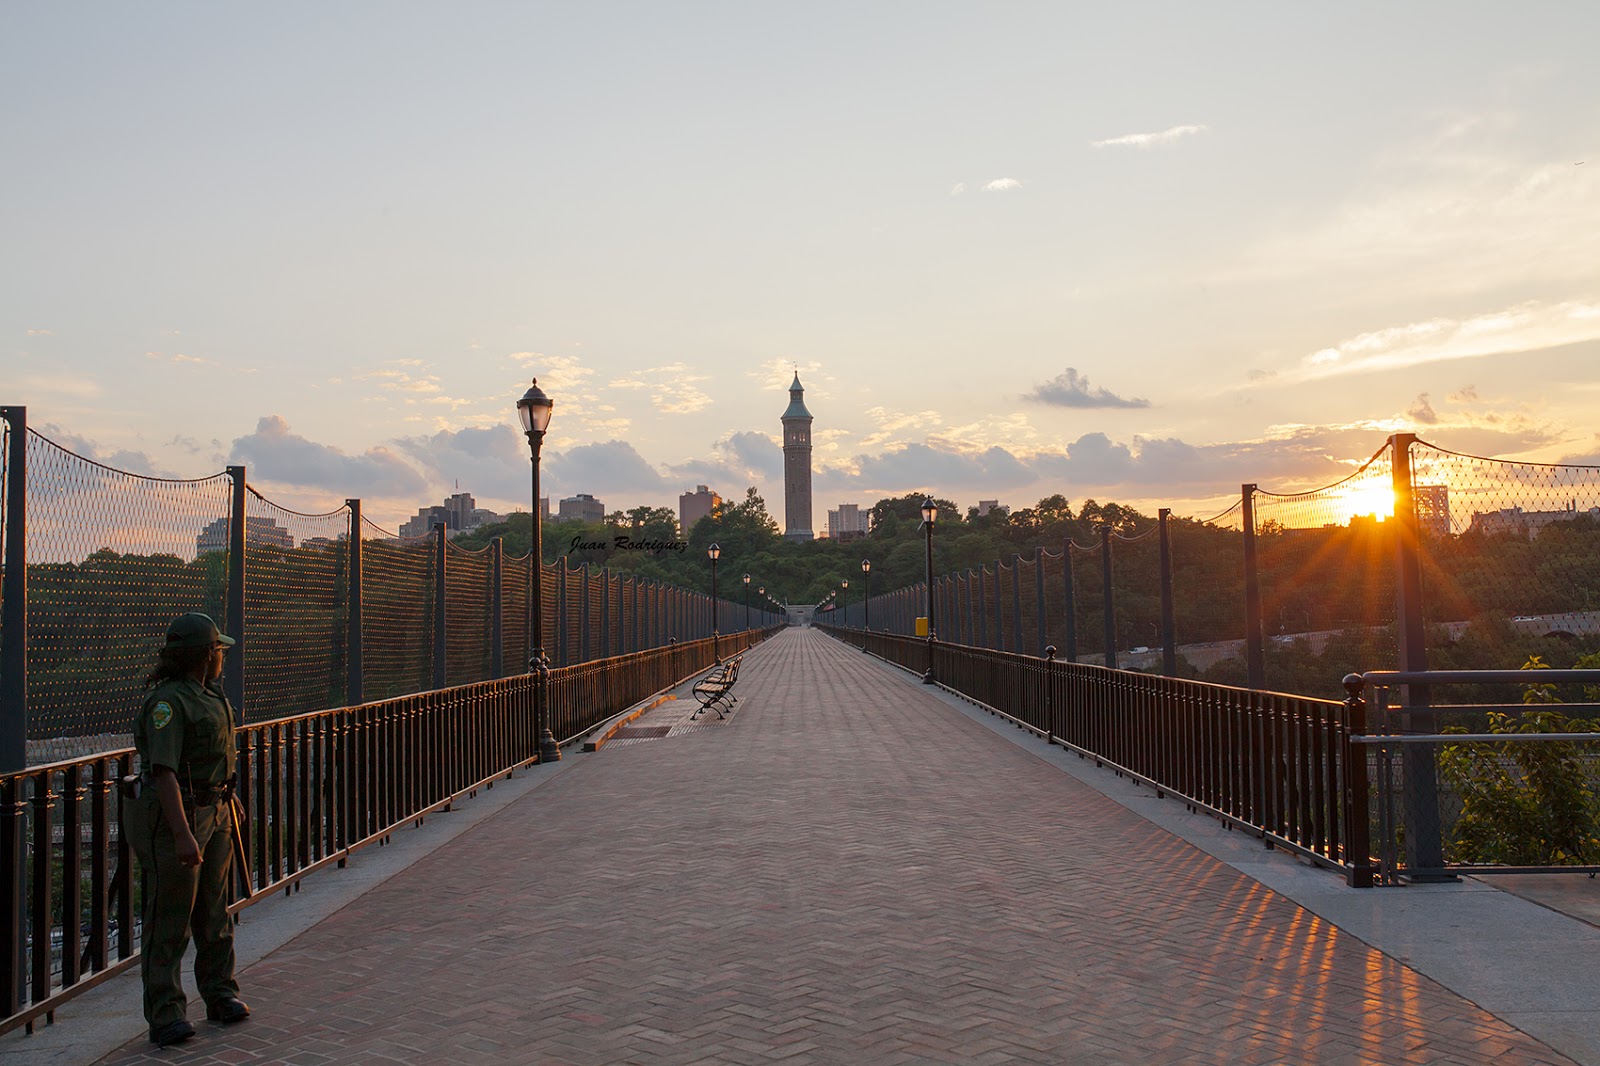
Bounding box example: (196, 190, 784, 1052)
(838, 435, 1600, 702)
(0, 420, 773, 762)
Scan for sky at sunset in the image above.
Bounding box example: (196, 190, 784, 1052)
(5, 3, 1598, 533)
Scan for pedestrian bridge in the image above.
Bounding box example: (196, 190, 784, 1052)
(13, 628, 1600, 1065)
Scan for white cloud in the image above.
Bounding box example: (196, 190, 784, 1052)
(1295, 300, 1600, 379)
(1091, 124, 1209, 149)
(25, 328, 52, 336)
(950, 181, 967, 195)
(983, 178, 1022, 192)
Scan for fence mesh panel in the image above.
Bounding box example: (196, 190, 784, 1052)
(241, 491, 349, 722)
(1110, 527, 1160, 657)
(1412, 441, 1600, 676)
(1168, 505, 1247, 653)
(1068, 540, 1104, 659)
(360, 520, 433, 700)
(445, 539, 495, 685)
(501, 551, 532, 673)
(22, 430, 231, 746)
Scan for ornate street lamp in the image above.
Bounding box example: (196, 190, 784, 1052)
(743, 573, 751, 632)
(708, 543, 721, 662)
(841, 579, 849, 628)
(517, 379, 561, 763)
(862, 559, 872, 634)
(920, 498, 937, 683)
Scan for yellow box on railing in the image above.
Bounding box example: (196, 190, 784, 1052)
(915, 616, 929, 637)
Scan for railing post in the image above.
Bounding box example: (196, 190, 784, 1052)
(0, 407, 27, 773)
(1241, 484, 1265, 690)
(1342, 674, 1376, 887)
(1035, 547, 1047, 657)
(1159, 508, 1177, 677)
(346, 499, 364, 705)
(1100, 526, 1117, 670)
(432, 522, 447, 689)
(225, 465, 247, 719)
(1390, 433, 1447, 879)
(490, 537, 504, 678)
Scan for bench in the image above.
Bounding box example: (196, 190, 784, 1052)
(690, 656, 743, 720)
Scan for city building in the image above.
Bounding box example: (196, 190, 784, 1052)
(782, 372, 814, 541)
(976, 500, 1003, 518)
(1467, 502, 1600, 540)
(1412, 484, 1450, 538)
(398, 492, 506, 539)
(555, 493, 605, 524)
(826, 503, 869, 542)
(195, 516, 294, 555)
(679, 484, 721, 535)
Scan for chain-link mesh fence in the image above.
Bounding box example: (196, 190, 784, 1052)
(444, 539, 495, 686)
(21, 432, 231, 750)
(242, 491, 349, 722)
(360, 521, 435, 701)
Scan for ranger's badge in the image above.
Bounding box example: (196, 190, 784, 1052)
(152, 702, 174, 729)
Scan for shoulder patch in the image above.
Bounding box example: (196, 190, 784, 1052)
(152, 702, 174, 730)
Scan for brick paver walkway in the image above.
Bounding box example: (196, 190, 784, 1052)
(97, 628, 1576, 1065)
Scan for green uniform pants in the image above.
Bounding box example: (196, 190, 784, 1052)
(123, 789, 240, 1031)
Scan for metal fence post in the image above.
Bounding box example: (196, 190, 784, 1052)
(1035, 547, 1047, 657)
(1062, 540, 1078, 663)
(1342, 674, 1376, 887)
(0, 408, 26, 1017)
(994, 559, 1004, 650)
(0, 407, 27, 773)
(432, 522, 447, 689)
(225, 466, 247, 718)
(490, 537, 504, 678)
(976, 567, 987, 647)
(1100, 526, 1117, 670)
(346, 499, 363, 705)
(1159, 508, 1177, 677)
(580, 563, 591, 663)
(558, 561, 569, 665)
(1241, 484, 1265, 690)
(1011, 556, 1022, 654)
(1390, 432, 1446, 879)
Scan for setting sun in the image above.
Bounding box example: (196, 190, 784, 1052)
(1337, 482, 1395, 523)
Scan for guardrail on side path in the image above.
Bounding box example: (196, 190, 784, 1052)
(0, 625, 781, 1038)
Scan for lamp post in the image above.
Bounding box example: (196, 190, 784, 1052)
(743, 573, 751, 632)
(862, 559, 872, 635)
(708, 543, 721, 662)
(920, 497, 937, 684)
(840, 579, 849, 628)
(517, 379, 561, 763)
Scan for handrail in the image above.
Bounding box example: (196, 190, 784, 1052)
(0, 625, 782, 1038)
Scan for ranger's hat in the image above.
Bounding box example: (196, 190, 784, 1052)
(165, 612, 236, 649)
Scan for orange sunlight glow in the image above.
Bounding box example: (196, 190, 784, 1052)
(1336, 482, 1395, 523)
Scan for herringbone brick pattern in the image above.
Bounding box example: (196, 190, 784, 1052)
(97, 629, 1575, 1065)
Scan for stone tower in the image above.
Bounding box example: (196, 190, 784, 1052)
(781, 372, 814, 542)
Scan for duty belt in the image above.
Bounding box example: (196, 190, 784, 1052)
(184, 780, 234, 805)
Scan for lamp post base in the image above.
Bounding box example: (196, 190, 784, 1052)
(538, 730, 563, 763)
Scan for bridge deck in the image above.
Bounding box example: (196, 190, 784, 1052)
(46, 628, 1600, 1063)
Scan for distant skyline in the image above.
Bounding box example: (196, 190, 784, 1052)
(5, 3, 1598, 532)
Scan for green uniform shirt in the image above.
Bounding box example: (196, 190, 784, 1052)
(134, 677, 236, 786)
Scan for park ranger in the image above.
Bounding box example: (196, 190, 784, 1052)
(124, 612, 251, 1046)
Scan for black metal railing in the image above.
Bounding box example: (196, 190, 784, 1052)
(0, 625, 779, 1036)
(822, 626, 1364, 882)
